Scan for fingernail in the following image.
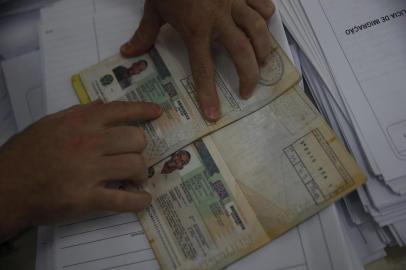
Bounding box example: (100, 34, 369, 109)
(204, 106, 220, 121)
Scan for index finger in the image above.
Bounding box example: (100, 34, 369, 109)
(90, 101, 162, 126)
(185, 36, 221, 122)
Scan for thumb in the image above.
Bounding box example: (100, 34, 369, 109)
(121, 1, 163, 57)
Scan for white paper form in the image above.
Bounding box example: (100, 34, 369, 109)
(296, 42, 398, 251)
(298, 44, 406, 227)
(0, 9, 41, 60)
(40, 0, 146, 114)
(40, 0, 144, 23)
(278, 0, 382, 176)
(36, 226, 55, 270)
(301, 0, 406, 183)
(40, 0, 94, 23)
(48, 207, 361, 270)
(94, 0, 144, 13)
(227, 206, 361, 270)
(40, 14, 99, 114)
(53, 213, 159, 270)
(2, 50, 44, 131)
(337, 202, 387, 264)
(0, 0, 53, 18)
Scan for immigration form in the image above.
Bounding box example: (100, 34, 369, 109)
(71, 26, 366, 270)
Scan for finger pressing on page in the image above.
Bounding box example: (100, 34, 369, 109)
(89, 188, 152, 213)
(92, 101, 162, 127)
(218, 23, 259, 99)
(185, 37, 220, 122)
(232, 2, 272, 65)
(101, 126, 147, 155)
(121, 0, 163, 57)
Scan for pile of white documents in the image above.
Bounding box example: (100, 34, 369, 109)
(277, 0, 406, 254)
(1, 0, 404, 269)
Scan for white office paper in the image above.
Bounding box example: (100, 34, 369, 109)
(42, 206, 362, 270)
(0, 9, 41, 60)
(278, 0, 383, 176)
(302, 0, 406, 184)
(2, 50, 44, 131)
(53, 213, 159, 270)
(40, 0, 146, 114)
(277, 0, 406, 251)
(0, 0, 52, 18)
(40, 15, 98, 114)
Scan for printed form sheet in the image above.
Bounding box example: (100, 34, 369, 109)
(302, 0, 406, 183)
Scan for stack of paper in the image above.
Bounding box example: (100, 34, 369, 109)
(277, 0, 406, 253)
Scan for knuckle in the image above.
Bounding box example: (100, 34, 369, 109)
(234, 37, 252, 55)
(182, 22, 207, 40)
(253, 19, 268, 35)
(70, 132, 103, 150)
(126, 127, 147, 150)
(182, 28, 199, 41)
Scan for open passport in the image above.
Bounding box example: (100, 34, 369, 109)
(72, 26, 366, 270)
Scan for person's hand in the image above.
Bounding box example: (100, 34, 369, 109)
(121, 0, 275, 121)
(0, 101, 162, 237)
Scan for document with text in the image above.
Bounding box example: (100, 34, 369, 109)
(72, 26, 300, 166)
